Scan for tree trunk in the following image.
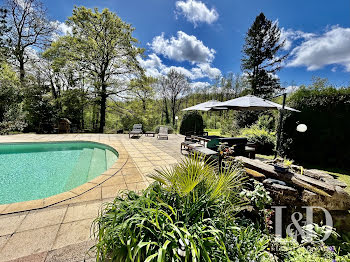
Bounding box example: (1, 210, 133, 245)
(163, 97, 170, 124)
(171, 99, 176, 126)
(99, 82, 107, 133)
(19, 58, 25, 83)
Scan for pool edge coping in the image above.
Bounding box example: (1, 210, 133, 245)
(0, 140, 129, 215)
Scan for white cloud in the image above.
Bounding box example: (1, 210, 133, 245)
(283, 85, 299, 94)
(190, 81, 210, 89)
(163, 66, 195, 79)
(197, 63, 221, 79)
(287, 26, 350, 72)
(150, 31, 215, 64)
(175, 0, 218, 27)
(56, 22, 72, 35)
(50, 21, 73, 40)
(280, 28, 315, 50)
(138, 54, 221, 80)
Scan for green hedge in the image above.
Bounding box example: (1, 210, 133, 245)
(179, 111, 204, 135)
(280, 85, 350, 168)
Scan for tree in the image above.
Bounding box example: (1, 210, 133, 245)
(160, 69, 189, 126)
(47, 7, 144, 133)
(129, 75, 156, 111)
(0, 63, 26, 134)
(0, 8, 9, 61)
(3, 0, 55, 82)
(241, 12, 287, 98)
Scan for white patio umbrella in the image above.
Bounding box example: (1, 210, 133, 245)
(211, 95, 300, 112)
(182, 100, 227, 130)
(208, 94, 300, 158)
(182, 100, 227, 111)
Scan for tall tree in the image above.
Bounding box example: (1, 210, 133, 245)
(47, 7, 144, 133)
(129, 75, 156, 111)
(0, 8, 9, 61)
(4, 0, 55, 82)
(160, 69, 189, 126)
(241, 12, 287, 98)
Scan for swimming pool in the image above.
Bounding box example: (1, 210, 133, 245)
(0, 141, 118, 204)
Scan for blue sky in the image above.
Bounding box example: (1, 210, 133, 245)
(42, 0, 350, 88)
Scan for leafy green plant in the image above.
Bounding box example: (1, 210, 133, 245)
(239, 180, 272, 210)
(225, 223, 270, 261)
(273, 236, 350, 262)
(93, 184, 232, 261)
(283, 158, 293, 168)
(256, 114, 275, 131)
(93, 154, 250, 261)
(149, 153, 247, 220)
(239, 125, 276, 154)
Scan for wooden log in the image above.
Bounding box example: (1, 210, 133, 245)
(235, 156, 335, 195)
(245, 168, 266, 179)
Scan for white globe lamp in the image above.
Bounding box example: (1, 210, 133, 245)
(296, 124, 307, 133)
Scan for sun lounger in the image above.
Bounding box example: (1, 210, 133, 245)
(157, 126, 168, 140)
(129, 124, 143, 138)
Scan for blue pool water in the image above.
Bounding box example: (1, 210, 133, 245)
(0, 142, 118, 204)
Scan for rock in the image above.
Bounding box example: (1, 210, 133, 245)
(265, 183, 298, 205)
(301, 187, 350, 211)
(304, 169, 334, 180)
(263, 178, 286, 186)
(321, 178, 347, 188)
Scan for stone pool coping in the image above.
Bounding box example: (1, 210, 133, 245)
(0, 140, 130, 215)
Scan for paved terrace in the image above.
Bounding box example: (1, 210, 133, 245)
(0, 134, 184, 262)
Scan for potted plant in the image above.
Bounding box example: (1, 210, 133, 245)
(273, 158, 293, 173)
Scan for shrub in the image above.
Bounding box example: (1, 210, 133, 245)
(93, 154, 248, 261)
(256, 114, 275, 131)
(179, 111, 204, 135)
(280, 82, 350, 168)
(240, 180, 272, 210)
(225, 223, 270, 261)
(240, 125, 276, 155)
(154, 125, 174, 134)
(273, 236, 350, 262)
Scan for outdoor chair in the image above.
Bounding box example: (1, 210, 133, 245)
(129, 124, 143, 138)
(157, 126, 169, 140)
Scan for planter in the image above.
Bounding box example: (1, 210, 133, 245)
(273, 164, 289, 173)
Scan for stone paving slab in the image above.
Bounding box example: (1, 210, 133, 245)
(0, 133, 184, 261)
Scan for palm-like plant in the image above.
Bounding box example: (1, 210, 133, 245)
(93, 154, 248, 261)
(148, 153, 247, 222)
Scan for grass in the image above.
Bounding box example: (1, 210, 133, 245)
(204, 128, 230, 137)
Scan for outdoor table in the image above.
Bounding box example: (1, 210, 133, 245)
(145, 131, 156, 137)
(191, 135, 211, 147)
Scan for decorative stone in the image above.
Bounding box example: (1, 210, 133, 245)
(301, 187, 350, 211)
(265, 183, 298, 205)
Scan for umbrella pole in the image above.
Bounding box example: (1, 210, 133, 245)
(214, 113, 216, 129)
(274, 93, 286, 158)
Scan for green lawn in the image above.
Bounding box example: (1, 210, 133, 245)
(204, 129, 230, 137)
